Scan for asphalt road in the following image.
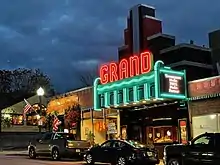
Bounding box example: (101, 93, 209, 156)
(0, 154, 163, 165)
(0, 155, 87, 165)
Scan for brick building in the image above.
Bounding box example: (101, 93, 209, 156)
(188, 76, 220, 138)
(118, 4, 215, 81)
(112, 4, 216, 157)
(209, 29, 220, 75)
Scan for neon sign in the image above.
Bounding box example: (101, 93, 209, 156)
(100, 51, 153, 84)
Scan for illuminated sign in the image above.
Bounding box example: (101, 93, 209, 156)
(159, 69, 186, 99)
(99, 51, 153, 84)
(94, 60, 187, 111)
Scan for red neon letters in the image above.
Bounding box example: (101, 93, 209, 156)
(100, 51, 153, 84)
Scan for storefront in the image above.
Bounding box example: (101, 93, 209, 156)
(47, 87, 120, 144)
(188, 76, 220, 138)
(93, 51, 189, 155)
(81, 108, 120, 144)
(1, 95, 48, 132)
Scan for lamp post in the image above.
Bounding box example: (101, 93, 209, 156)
(37, 87, 44, 133)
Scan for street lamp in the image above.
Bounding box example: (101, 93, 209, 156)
(37, 87, 44, 96)
(37, 87, 44, 133)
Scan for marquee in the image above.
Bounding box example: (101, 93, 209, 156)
(94, 51, 187, 111)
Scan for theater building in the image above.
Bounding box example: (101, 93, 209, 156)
(93, 50, 188, 157)
(188, 76, 220, 138)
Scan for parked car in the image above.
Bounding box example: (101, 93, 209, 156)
(84, 139, 159, 165)
(163, 132, 220, 165)
(28, 132, 90, 160)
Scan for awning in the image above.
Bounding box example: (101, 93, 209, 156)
(188, 93, 220, 101)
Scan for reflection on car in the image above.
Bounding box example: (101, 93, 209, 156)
(84, 139, 159, 165)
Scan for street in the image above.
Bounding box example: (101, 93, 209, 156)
(0, 155, 86, 165)
(0, 154, 164, 165)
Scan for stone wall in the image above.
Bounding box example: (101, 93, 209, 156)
(0, 132, 42, 150)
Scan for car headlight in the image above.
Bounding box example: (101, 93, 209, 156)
(147, 151, 153, 157)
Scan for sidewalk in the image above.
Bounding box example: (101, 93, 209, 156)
(0, 150, 28, 156)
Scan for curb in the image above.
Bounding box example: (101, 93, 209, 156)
(5, 154, 28, 156)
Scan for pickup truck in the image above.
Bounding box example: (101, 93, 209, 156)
(163, 132, 220, 165)
(28, 132, 90, 160)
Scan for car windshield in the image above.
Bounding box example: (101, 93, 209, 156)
(125, 140, 146, 148)
(56, 133, 76, 140)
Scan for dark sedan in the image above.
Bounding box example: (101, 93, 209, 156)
(84, 139, 159, 165)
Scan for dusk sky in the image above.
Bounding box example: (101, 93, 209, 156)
(0, 0, 220, 92)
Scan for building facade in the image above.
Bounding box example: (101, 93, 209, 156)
(47, 87, 120, 144)
(94, 50, 188, 158)
(188, 76, 220, 138)
(209, 29, 220, 75)
(93, 3, 217, 158)
(1, 95, 48, 132)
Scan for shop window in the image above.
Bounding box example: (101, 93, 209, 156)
(138, 85, 144, 100)
(109, 92, 114, 105)
(12, 114, 24, 125)
(150, 84, 155, 98)
(128, 88, 134, 102)
(26, 114, 39, 126)
(118, 90, 123, 104)
(153, 126, 177, 143)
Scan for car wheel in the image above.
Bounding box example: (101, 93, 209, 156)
(168, 158, 181, 165)
(85, 153, 94, 164)
(29, 147, 36, 159)
(51, 148, 60, 161)
(116, 156, 126, 165)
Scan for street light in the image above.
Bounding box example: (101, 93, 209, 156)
(37, 87, 44, 96)
(37, 87, 44, 133)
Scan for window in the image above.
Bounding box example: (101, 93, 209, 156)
(118, 90, 123, 104)
(150, 85, 155, 98)
(113, 141, 127, 148)
(12, 115, 24, 125)
(26, 114, 39, 126)
(98, 94, 104, 107)
(110, 92, 114, 105)
(101, 141, 112, 148)
(153, 126, 177, 143)
(138, 85, 144, 100)
(54, 133, 76, 140)
(126, 140, 146, 148)
(41, 133, 52, 141)
(193, 134, 214, 146)
(128, 88, 133, 102)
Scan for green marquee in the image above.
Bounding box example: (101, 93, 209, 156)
(93, 61, 187, 111)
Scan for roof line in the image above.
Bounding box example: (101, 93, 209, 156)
(168, 60, 213, 69)
(147, 33, 175, 41)
(160, 43, 211, 54)
(188, 75, 220, 83)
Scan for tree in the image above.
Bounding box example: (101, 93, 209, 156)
(64, 104, 80, 132)
(78, 65, 98, 87)
(0, 68, 54, 132)
(0, 68, 54, 108)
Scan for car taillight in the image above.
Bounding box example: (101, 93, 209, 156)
(133, 149, 140, 154)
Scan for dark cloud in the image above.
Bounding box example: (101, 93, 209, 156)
(0, 0, 220, 92)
